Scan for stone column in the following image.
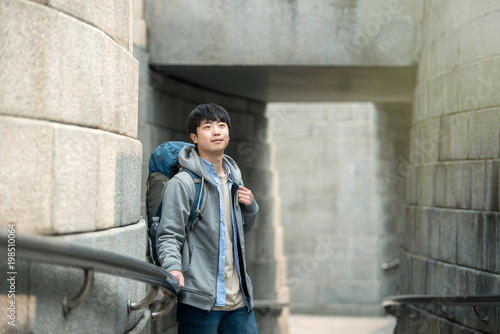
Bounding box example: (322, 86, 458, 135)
(0, 1, 146, 332)
(398, 1, 500, 332)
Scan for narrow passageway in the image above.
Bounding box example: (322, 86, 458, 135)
(289, 314, 396, 334)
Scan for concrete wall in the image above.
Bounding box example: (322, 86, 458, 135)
(135, 45, 289, 334)
(397, 1, 500, 333)
(268, 103, 410, 316)
(0, 0, 149, 333)
(147, 0, 421, 66)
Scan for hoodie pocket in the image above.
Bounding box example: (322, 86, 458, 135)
(183, 245, 217, 297)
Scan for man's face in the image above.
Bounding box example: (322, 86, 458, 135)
(190, 119, 230, 155)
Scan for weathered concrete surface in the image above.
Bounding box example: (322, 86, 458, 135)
(0, 0, 138, 138)
(0, 116, 142, 234)
(145, 0, 420, 103)
(268, 102, 410, 315)
(29, 0, 133, 52)
(398, 0, 500, 333)
(147, 0, 421, 66)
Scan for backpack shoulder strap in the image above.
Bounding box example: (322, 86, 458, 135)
(179, 168, 207, 230)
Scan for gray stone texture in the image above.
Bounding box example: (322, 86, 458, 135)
(147, 0, 421, 66)
(0, 116, 142, 234)
(0, 0, 138, 138)
(399, 0, 500, 332)
(269, 102, 411, 315)
(1, 0, 147, 332)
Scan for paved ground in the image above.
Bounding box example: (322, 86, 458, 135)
(288, 314, 396, 334)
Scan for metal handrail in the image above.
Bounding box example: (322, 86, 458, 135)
(382, 294, 500, 325)
(383, 294, 500, 308)
(0, 229, 180, 318)
(381, 258, 400, 270)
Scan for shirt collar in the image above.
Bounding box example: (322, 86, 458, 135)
(199, 157, 232, 181)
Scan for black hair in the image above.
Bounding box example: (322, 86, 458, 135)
(186, 103, 231, 135)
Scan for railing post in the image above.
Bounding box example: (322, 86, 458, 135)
(63, 268, 94, 317)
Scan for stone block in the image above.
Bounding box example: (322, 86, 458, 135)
(473, 12, 500, 63)
(0, 0, 138, 138)
(477, 57, 500, 110)
(51, 124, 99, 233)
(352, 236, 377, 257)
(433, 163, 447, 207)
(0, 116, 54, 233)
(427, 74, 444, 119)
(416, 164, 435, 207)
(35, 0, 133, 52)
(442, 69, 460, 115)
(96, 131, 142, 230)
(409, 119, 440, 163)
(0, 116, 142, 234)
(485, 159, 500, 211)
(456, 211, 482, 269)
(428, 209, 441, 259)
(317, 282, 379, 305)
(470, 161, 486, 210)
(468, 108, 500, 159)
(439, 210, 457, 264)
(352, 259, 378, 281)
(433, 30, 459, 75)
(439, 113, 469, 161)
(457, 63, 481, 113)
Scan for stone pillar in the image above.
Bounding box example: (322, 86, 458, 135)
(398, 1, 500, 332)
(0, 1, 146, 332)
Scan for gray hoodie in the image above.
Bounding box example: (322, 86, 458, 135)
(156, 146, 259, 311)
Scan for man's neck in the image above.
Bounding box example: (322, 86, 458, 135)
(198, 150, 225, 176)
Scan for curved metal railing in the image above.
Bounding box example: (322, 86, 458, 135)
(0, 229, 180, 319)
(383, 294, 500, 325)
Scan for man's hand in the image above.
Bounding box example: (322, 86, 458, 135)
(238, 186, 254, 206)
(170, 270, 185, 287)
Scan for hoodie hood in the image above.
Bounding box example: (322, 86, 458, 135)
(178, 145, 243, 186)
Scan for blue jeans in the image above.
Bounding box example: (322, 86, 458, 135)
(177, 304, 258, 334)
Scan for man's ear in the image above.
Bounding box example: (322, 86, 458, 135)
(190, 133, 198, 144)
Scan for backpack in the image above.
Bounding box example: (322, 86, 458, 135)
(146, 141, 207, 265)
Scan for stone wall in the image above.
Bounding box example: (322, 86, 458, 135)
(268, 102, 410, 316)
(147, 0, 421, 66)
(0, 0, 148, 333)
(397, 1, 500, 333)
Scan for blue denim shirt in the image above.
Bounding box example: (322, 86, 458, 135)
(199, 158, 246, 307)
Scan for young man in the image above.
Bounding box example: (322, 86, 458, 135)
(156, 104, 259, 333)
